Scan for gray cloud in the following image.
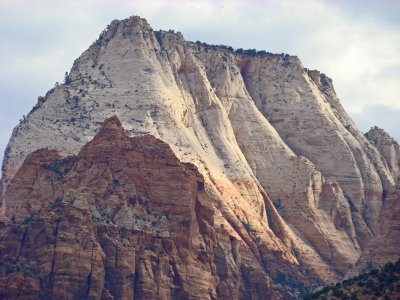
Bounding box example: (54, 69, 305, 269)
(1, 0, 399, 169)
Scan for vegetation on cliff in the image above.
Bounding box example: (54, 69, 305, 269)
(305, 259, 400, 299)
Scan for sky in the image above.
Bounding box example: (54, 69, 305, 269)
(1, 0, 399, 168)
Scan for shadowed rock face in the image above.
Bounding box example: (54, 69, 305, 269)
(1, 15, 399, 298)
(347, 186, 400, 277)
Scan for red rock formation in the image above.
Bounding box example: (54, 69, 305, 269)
(0, 116, 290, 299)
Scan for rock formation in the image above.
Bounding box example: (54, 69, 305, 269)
(0, 117, 284, 299)
(347, 185, 400, 277)
(365, 126, 400, 183)
(1, 15, 399, 298)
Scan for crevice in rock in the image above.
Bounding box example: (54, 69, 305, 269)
(48, 219, 61, 296)
(86, 244, 95, 297)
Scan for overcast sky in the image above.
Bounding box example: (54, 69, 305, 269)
(1, 0, 399, 167)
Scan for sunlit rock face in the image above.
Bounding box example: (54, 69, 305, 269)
(1, 15, 398, 298)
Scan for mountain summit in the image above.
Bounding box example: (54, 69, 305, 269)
(1, 15, 399, 299)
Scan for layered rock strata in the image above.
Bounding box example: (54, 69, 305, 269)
(347, 186, 400, 277)
(1, 15, 399, 296)
(1, 117, 285, 299)
(365, 126, 400, 183)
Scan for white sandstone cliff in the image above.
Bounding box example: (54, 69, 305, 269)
(1, 16, 398, 284)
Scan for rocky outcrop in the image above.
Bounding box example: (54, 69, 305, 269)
(242, 59, 393, 243)
(365, 126, 400, 183)
(1, 15, 399, 297)
(0, 116, 286, 299)
(347, 186, 400, 277)
(191, 46, 361, 272)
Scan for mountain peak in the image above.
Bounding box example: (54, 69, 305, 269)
(100, 115, 123, 130)
(1, 15, 399, 299)
(366, 126, 398, 144)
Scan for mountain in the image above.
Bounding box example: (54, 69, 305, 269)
(0, 15, 399, 299)
(2, 116, 282, 299)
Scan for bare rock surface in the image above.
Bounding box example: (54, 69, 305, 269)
(1, 117, 287, 299)
(365, 126, 400, 183)
(1, 15, 399, 297)
(346, 185, 400, 277)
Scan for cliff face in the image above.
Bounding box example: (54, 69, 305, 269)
(346, 185, 400, 277)
(365, 126, 400, 183)
(0, 117, 283, 299)
(1, 15, 399, 297)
